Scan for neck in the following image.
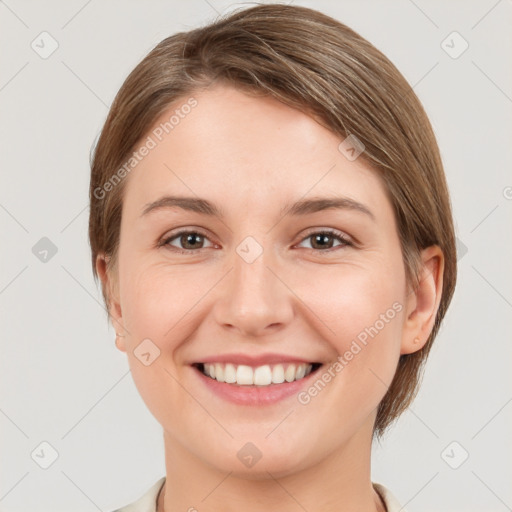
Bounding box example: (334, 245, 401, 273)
(158, 417, 386, 512)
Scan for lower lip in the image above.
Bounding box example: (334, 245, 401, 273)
(192, 365, 321, 406)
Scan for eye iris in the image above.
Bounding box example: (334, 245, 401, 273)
(181, 233, 203, 249)
(312, 233, 333, 249)
(172, 232, 343, 251)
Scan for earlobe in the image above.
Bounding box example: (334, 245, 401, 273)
(115, 332, 127, 352)
(95, 254, 126, 351)
(401, 246, 444, 355)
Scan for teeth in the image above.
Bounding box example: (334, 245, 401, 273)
(254, 365, 272, 386)
(201, 363, 314, 386)
(284, 364, 296, 382)
(272, 364, 285, 383)
(236, 365, 254, 385)
(224, 363, 236, 383)
(215, 363, 224, 383)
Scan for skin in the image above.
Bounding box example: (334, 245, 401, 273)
(97, 84, 444, 512)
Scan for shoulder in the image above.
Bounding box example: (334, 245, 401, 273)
(372, 481, 407, 512)
(110, 476, 166, 512)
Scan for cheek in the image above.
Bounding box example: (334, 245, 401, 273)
(117, 222, 189, 335)
(120, 261, 215, 345)
(295, 262, 405, 397)
(296, 262, 405, 345)
(118, 263, 206, 427)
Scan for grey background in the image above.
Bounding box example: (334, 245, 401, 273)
(1, 0, 511, 511)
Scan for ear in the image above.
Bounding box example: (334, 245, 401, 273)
(400, 245, 444, 355)
(96, 253, 127, 352)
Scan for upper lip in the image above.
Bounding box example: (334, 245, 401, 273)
(192, 353, 321, 366)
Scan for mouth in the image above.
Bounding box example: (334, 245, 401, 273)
(192, 362, 323, 386)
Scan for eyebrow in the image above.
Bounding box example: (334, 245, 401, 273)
(140, 195, 375, 221)
(282, 196, 375, 220)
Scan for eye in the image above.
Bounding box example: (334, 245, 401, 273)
(159, 228, 353, 255)
(159, 230, 215, 253)
(296, 229, 353, 252)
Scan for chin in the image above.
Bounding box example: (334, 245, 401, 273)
(198, 435, 316, 479)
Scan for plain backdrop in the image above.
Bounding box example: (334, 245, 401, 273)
(1, 1, 511, 511)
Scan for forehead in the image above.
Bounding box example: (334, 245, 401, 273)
(122, 84, 391, 220)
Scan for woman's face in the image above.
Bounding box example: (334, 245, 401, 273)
(107, 84, 414, 476)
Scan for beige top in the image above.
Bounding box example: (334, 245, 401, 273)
(112, 476, 407, 512)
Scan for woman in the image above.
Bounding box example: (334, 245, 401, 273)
(89, 4, 456, 511)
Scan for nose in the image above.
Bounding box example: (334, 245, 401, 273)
(213, 242, 294, 338)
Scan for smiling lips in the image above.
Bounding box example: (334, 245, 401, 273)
(198, 362, 319, 386)
(191, 355, 324, 405)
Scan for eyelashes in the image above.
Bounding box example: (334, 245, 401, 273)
(158, 228, 354, 255)
(297, 229, 353, 251)
(159, 230, 214, 253)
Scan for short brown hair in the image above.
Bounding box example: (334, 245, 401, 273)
(89, 4, 457, 439)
